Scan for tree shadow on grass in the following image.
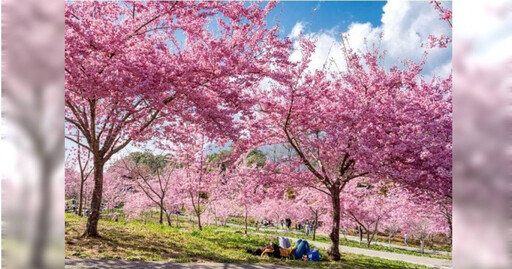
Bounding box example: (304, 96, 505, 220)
(65, 256, 420, 269)
(65, 258, 312, 269)
(65, 217, 421, 269)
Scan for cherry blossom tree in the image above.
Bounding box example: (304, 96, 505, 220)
(224, 155, 273, 234)
(254, 35, 452, 259)
(65, 1, 288, 237)
(340, 180, 391, 248)
(66, 132, 93, 216)
(117, 154, 177, 226)
(65, 167, 78, 199)
(170, 131, 225, 231)
(123, 191, 154, 222)
(208, 198, 240, 227)
(425, 1, 453, 48)
(405, 208, 448, 253)
(294, 188, 330, 240)
(379, 187, 414, 247)
(65, 164, 93, 214)
(101, 168, 130, 214)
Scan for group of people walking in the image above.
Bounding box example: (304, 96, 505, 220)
(279, 218, 316, 235)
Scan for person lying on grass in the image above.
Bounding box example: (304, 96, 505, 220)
(260, 244, 295, 258)
(247, 242, 295, 259)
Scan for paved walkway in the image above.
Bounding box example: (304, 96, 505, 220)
(247, 231, 451, 269)
(65, 258, 313, 269)
(226, 223, 451, 256)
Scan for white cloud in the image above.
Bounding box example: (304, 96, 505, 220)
(289, 22, 305, 39)
(289, 0, 452, 77)
(289, 27, 347, 73)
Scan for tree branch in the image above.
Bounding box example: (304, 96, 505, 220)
(65, 135, 92, 151)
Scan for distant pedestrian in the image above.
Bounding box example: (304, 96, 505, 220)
(280, 220, 284, 229)
(113, 213, 119, 222)
(404, 233, 409, 246)
(285, 218, 291, 231)
(358, 225, 363, 243)
(341, 228, 347, 240)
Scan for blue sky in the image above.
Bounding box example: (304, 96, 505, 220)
(267, 1, 386, 35)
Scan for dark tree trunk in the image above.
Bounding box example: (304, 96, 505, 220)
(447, 216, 452, 250)
(83, 158, 104, 237)
(328, 188, 341, 261)
(313, 211, 318, 241)
(78, 180, 84, 217)
(159, 204, 164, 225)
(165, 211, 172, 226)
(197, 212, 202, 230)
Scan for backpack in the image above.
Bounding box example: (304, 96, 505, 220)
(308, 248, 320, 262)
(279, 236, 291, 248)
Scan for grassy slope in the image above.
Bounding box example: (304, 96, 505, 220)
(65, 214, 426, 268)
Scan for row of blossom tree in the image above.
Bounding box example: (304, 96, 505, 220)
(65, 0, 451, 261)
(66, 133, 450, 254)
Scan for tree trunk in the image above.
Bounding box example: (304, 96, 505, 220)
(78, 180, 84, 217)
(165, 212, 172, 226)
(328, 189, 341, 261)
(196, 210, 202, 230)
(367, 220, 379, 248)
(313, 211, 318, 241)
(420, 239, 425, 253)
(159, 204, 164, 225)
(244, 207, 248, 235)
(83, 158, 104, 237)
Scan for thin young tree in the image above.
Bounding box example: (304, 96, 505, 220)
(118, 153, 176, 226)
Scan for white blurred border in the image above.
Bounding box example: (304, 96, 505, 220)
(453, 0, 512, 268)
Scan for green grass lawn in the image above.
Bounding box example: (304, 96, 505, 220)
(65, 213, 427, 268)
(234, 228, 451, 260)
(226, 216, 451, 253)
